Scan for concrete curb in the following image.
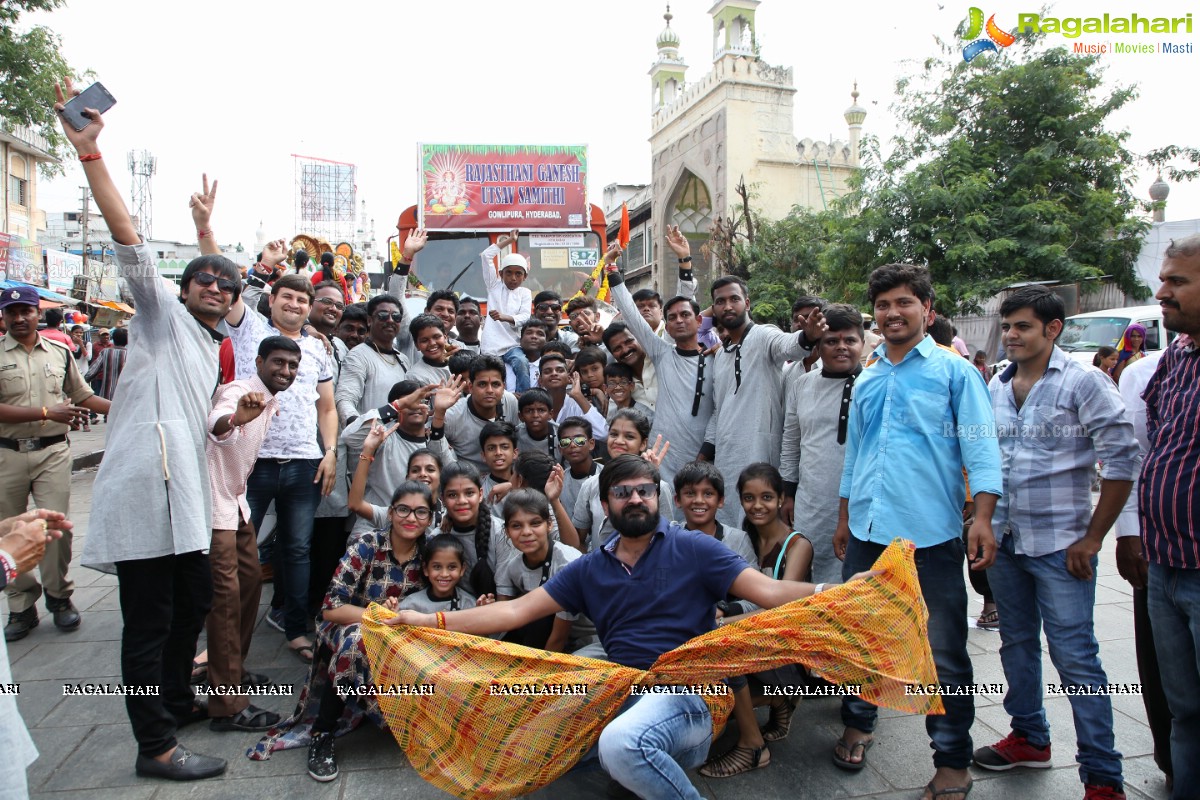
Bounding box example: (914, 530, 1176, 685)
(72, 449, 104, 471)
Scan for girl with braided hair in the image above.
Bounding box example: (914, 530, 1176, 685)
(438, 461, 513, 596)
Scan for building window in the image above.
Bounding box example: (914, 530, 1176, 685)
(627, 233, 646, 270)
(9, 175, 28, 207)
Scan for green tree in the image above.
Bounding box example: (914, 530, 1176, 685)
(1, 0, 84, 175)
(836, 31, 1153, 315)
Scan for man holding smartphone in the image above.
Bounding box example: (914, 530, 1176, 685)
(62, 79, 231, 781)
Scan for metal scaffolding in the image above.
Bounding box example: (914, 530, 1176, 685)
(127, 150, 156, 239)
(293, 154, 357, 241)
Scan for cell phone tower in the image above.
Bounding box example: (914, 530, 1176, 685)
(128, 149, 157, 239)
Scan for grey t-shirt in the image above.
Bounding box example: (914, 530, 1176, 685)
(496, 541, 581, 621)
(398, 586, 478, 613)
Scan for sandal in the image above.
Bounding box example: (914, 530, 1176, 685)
(697, 744, 770, 778)
(190, 657, 208, 684)
(209, 704, 282, 732)
(976, 606, 999, 631)
(922, 780, 973, 799)
(289, 643, 315, 663)
(832, 736, 873, 771)
(761, 696, 796, 742)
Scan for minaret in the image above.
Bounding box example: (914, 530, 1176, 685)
(844, 82, 867, 166)
(649, 5, 687, 112)
(1149, 173, 1169, 223)
(710, 0, 759, 60)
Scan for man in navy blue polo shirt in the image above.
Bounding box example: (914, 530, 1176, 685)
(389, 453, 869, 799)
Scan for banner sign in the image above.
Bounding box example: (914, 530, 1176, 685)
(0, 232, 44, 286)
(46, 249, 84, 295)
(419, 144, 589, 232)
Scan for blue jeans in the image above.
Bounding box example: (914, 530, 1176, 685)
(1147, 562, 1200, 800)
(502, 345, 531, 393)
(246, 458, 321, 640)
(841, 536, 974, 770)
(573, 690, 711, 799)
(988, 534, 1122, 787)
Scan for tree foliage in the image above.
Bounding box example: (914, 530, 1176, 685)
(712, 28, 1181, 317)
(0, 0, 84, 175)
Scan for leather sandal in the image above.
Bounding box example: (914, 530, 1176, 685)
(210, 704, 281, 732)
(697, 744, 770, 777)
(289, 643, 314, 663)
(761, 696, 796, 742)
(832, 736, 873, 771)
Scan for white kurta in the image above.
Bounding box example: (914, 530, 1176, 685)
(83, 243, 221, 570)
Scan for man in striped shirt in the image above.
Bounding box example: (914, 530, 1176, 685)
(977, 286, 1139, 800)
(1140, 234, 1200, 800)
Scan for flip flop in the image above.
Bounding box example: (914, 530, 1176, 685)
(289, 643, 314, 663)
(190, 658, 208, 684)
(832, 737, 873, 771)
(923, 780, 973, 799)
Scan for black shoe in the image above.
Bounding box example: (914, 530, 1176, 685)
(134, 744, 226, 781)
(307, 731, 338, 782)
(45, 595, 81, 631)
(3, 607, 38, 642)
(210, 704, 281, 732)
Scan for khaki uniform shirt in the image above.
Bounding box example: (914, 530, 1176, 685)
(0, 334, 93, 439)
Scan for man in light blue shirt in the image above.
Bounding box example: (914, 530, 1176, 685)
(975, 286, 1137, 800)
(832, 264, 1002, 800)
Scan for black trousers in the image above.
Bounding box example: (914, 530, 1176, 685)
(1134, 585, 1173, 777)
(308, 515, 350, 618)
(115, 550, 212, 758)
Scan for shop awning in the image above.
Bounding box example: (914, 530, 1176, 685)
(0, 281, 79, 306)
(96, 300, 135, 315)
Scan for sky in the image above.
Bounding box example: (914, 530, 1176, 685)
(26, 0, 1200, 254)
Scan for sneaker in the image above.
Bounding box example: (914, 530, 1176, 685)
(973, 732, 1051, 770)
(265, 608, 285, 633)
(307, 731, 338, 782)
(1084, 784, 1126, 800)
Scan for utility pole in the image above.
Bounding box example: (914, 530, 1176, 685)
(79, 187, 93, 301)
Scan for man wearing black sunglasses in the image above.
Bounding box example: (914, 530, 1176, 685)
(335, 294, 411, 426)
(61, 81, 235, 780)
(532, 290, 578, 352)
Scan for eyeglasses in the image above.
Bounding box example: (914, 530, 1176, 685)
(568, 309, 591, 321)
(315, 297, 345, 310)
(558, 435, 590, 448)
(391, 504, 432, 521)
(605, 379, 632, 389)
(535, 303, 562, 313)
(191, 272, 237, 293)
(374, 311, 404, 322)
(608, 483, 658, 501)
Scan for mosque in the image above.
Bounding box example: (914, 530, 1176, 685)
(608, 1, 867, 293)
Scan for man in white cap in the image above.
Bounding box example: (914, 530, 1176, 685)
(480, 229, 534, 392)
(0, 285, 110, 640)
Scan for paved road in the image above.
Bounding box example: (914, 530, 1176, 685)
(7, 456, 1171, 799)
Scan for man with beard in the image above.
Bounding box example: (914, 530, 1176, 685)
(387, 453, 873, 799)
(335, 294, 410, 425)
(700, 276, 826, 525)
(309, 281, 346, 381)
(334, 305, 370, 352)
(532, 290, 578, 351)
(454, 297, 484, 353)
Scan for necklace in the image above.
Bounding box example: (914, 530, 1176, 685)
(368, 340, 399, 365)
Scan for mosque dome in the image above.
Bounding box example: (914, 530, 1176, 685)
(1148, 173, 1170, 203)
(657, 6, 681, 52)
(844, 83, 867, 126)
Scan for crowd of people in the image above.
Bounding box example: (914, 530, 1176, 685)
(2, 80, 1197, 800)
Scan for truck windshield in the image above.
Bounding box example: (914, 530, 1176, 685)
(1059, 316, 1129, 353)
(403, 231, 604, 301)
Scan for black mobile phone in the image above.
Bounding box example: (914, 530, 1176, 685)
(60, 82, 117, 131)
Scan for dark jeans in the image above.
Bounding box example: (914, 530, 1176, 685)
(115, 551, 212, 758)
(841, 536, 974, 770)
(1147, 563, 1200, 800)
(246, 458, 321, 640)
(1134, 585, 1173, 778)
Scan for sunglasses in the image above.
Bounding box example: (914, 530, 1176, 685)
(374, 311, 404, 322)
(568, 310, 591, 321)
(535, 303, 562, 313)
(391, 504, 432, 521)
(557, 435, 590, 448)
(315, 297, 345, 310)
(608, 483, 658, 501)
(191, 272, 237, 293)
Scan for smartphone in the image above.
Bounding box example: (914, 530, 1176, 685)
(60, 82, 117, 131)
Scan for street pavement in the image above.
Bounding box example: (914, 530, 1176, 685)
(5, 425, 1171, 799)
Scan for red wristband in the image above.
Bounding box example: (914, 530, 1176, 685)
(196, 229, 212, 239)
(79, 153, 102, 163)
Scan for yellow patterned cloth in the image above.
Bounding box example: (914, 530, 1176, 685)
(361, 538, 941, 800)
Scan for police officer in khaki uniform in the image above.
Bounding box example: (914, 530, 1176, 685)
(0, 286, 110, 641)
